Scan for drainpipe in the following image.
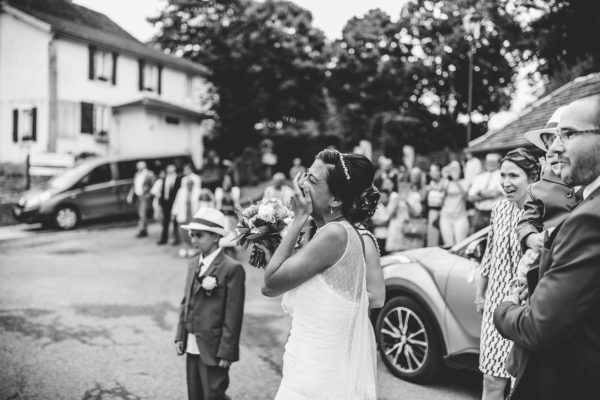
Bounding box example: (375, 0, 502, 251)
(47, 36, 57, 152)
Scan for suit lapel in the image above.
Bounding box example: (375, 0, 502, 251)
(193, 251, 225, 296)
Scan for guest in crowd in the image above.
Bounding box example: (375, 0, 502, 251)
(468, 153, 503, 233)
(263, 172, 294, 206)
(439, 161, 469, 246)
(181, 163, 201, 188)
(494, 95, 600, 400)
(157, 164, 182, 246)
(463, 149, 483, 189)
(475, 148, 540, 400)
(172, 178, 201, 258)
(215, 173, 241, 257)
(150, 169, 165, 222)
(198, 188, 216, 209)
(385, 178, 424, 253)
(127, 161, 155, 238)
(425, 163, 445, 246)
(289, 157, 306, 181)
(370, 188, 391, 255)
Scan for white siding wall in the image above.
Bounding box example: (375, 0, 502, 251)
(0, 12, 50, 163)
(112, 108, 205, 163)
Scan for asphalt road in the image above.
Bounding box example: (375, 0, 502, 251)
(0, 220, 481, 400)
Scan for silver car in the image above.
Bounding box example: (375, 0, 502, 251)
(374, 228, 489, 383)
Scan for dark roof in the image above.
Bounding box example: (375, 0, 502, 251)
(469, 72, 600, 154)
(113, 97, 214, 121)
(4, 0, 210, 77)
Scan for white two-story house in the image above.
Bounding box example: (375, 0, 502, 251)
(0, 0, 214, 168)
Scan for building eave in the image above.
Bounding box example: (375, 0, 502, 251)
(113, 97, 215, 122)
(1, 3, 52, 33)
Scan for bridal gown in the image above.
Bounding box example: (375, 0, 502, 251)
(275, 221, 377, 400)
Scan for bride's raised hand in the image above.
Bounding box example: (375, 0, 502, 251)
(291, 172, 312, 223)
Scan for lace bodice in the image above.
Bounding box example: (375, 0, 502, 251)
(320, 221, 365, 302)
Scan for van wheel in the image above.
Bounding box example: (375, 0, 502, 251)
(53, 205, 79, 230)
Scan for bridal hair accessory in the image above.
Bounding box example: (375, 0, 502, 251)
(338, 152, 351, 181)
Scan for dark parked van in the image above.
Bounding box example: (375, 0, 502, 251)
(13, 153, 195, 229)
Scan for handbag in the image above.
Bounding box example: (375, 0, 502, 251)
(401, 217, 428, 238)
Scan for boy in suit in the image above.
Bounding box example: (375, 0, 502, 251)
(175, 207, 245, 400)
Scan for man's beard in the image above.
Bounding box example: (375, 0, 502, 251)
(562, 148, 600, 187)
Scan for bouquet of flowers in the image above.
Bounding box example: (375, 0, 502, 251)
(236, 197, 293, 268)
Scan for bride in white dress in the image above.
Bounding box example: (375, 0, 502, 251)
(260, 149, 385, 400)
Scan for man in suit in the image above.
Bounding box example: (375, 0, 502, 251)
(494, 94, 600, 399)
(127, 161, 155, 238)
(157, 164, 182, 245)
(175, 207, 245, 400)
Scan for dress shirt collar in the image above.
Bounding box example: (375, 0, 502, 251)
(583, 175, 600, 200)
(199, 247, 222, 270)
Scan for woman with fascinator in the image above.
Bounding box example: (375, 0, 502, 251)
(258, 149, 385, 400)
(474, 148, 541, 400)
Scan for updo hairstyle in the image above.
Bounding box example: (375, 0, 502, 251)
(315, 149, 380, 224)
(501, 147, 541, 183)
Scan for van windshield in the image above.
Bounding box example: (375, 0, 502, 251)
(47, 163, 92, 190)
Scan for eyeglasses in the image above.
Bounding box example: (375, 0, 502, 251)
(558, 128, 600, 141)
(541, 128, 600, 144)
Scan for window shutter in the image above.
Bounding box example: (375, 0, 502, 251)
(12, 109, 19, 143)
(138, 60, 145, 91)
(88, 46, 96, 80)
(112, 52, 118, 85)
(157, 65, 163, 95)
(81, 102, 94, 134)
(31, 107, 37, 141)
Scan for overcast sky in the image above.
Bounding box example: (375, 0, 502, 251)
(74, 0, 407, 42)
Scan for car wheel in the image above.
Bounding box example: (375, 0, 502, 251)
(376, 295, 443, 383)
(53, 205, 79, 230)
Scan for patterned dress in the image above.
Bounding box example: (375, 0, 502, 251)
(479, 200, 524, 378)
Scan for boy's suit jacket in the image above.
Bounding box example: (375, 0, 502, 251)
(175, 251, 245, 366)
(494, 186, 600, 400)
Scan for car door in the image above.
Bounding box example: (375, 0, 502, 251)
(443, 234, 488, 346)
(115, 160, 137, 214)
(75, 163, 118, 220)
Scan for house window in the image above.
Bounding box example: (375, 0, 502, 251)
(12, 107, 37, 143)
(88, 46, 118, 85)
(138, 60, 162, 94)
(81, 102, 110, 138)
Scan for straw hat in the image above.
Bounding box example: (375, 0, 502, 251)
(180, 207, 228, 237)
(524, 106, 567, 151)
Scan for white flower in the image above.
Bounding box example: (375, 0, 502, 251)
(257, 204, 276, 223)
(201, 276, 218, 291)
(243, 204, 259, 219)
(275, 206, 289, 220)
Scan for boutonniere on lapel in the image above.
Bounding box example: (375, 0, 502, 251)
(199, 275, 219, 296)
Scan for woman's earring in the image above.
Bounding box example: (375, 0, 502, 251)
(330, 204, 333, 214)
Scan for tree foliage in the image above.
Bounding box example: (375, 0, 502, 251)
(149, 0, 328, 155)
(507, 0, 600, 92)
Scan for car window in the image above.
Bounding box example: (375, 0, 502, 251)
(117, 160, 137, 180)
(83, 164, 112, 186)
